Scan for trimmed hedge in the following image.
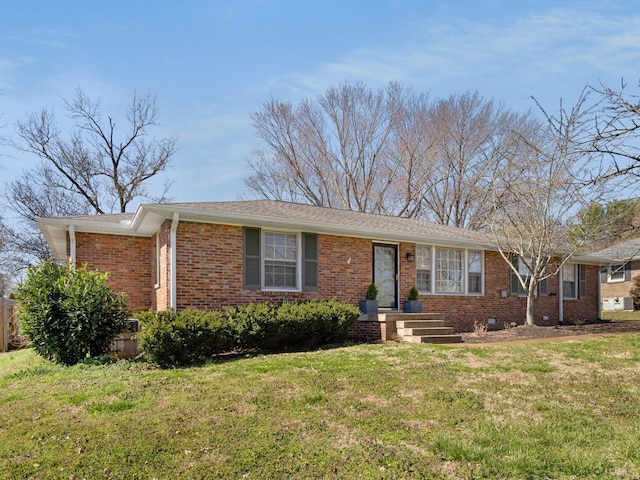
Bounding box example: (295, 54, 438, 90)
(136, 309, 230, 367)
(136, 300, 360, 367)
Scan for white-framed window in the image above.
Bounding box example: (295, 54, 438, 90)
(416, 246, 431, 293)
(509, 255, 547, 297)
(608, 264, 626, 283)
(563, 263, 587, 299)
(416, 245, 483, 295)
(563, 264, 577, 299)
(263, 231, 299, 290)
(436, 247, 463, 293)
(468, 251, 482, 294)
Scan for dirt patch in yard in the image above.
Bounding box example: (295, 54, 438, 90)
(460, 320, 640, 344)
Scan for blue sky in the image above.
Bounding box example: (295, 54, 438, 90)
(1, 0, 639, 210)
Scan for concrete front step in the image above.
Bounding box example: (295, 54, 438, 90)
(385, 313, 445, 322)
(403, 327, 454, 336)
(405, 334, 464, 344)
(396, 320, 446, 329)
(387, 313, 462, 344)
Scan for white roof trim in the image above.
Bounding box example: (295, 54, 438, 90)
(37, 202, 609, 264)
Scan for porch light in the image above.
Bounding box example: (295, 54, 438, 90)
(406, 252, 415, 262)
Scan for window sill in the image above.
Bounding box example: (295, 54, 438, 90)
(262, 288, 301, 293)
(421, 292, 484, 297)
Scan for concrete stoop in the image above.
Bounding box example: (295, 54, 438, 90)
(388, 313, 463, 344)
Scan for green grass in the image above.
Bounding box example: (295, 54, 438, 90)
(1, 337, 640, 479)
(601, 309, 640, 321)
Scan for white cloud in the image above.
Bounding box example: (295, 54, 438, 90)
(262, 4, 640, 106)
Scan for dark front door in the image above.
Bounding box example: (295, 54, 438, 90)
(374, 244, 398, 309)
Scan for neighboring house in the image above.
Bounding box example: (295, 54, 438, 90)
(594, 238, 640, 311)
(38, 200, 603, 337)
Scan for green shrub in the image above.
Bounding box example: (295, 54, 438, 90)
(224, 299, 360, 352)
(223, 302, 278, 351)
(136, 309, 229, 367)
(136, 300, 360, 367)
(407, 285, 419, 301)
(365, 283, 378, 300)
(15, 260, 129, 366)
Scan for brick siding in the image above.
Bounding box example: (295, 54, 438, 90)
(71, 222, 601, 332)
(74, 232, 152, 312)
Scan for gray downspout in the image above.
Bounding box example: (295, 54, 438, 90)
(170, 213, 179, 312)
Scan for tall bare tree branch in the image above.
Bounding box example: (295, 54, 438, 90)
(4, 88, 177, 273)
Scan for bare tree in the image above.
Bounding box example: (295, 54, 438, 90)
(588, 80, 640, 181)
(245, 81, 400, 213)
(4, 88, 177, 272)
(12, 88, 176, 214)
(414, 92, 544, 229)
(485, 92, 606, 326)
(244, 82, 544, 228)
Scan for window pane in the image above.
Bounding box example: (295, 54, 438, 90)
(416, 246, 431, 292)
(468, 273, 482, 294)
(563, 281, 576, 298)
(265, 262, 296, 288)
(416, 270, 431, 293)
(610, 264, 624, 282)
(435, 248, 463, 293)
(563, 264, 576, 298)
(264, 232, 297, 288)
(563, 265, 576, 282)
(468, 251, 482, 273)
(467, 251, 482, 294)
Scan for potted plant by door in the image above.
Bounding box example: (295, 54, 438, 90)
(403, 285, 422, 313)
(359, 283, 379, 314)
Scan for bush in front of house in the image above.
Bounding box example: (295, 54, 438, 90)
(15, 259, 130, 366)
(136, 309, 230, 367)
(227, 299, 361, 351)
(136, 300, 361, 367)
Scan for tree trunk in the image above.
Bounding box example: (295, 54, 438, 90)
(525, 291, 536, 326)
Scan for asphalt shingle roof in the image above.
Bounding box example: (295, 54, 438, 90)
(159, 200, 495, 245)
(593, 237, 640, 262)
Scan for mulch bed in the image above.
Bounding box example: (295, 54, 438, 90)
(460, 320, 640, 344)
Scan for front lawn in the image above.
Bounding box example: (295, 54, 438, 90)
(601, 309, 640, 321)
(1, 336, 640, 479)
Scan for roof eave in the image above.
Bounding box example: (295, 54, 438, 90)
(135, 204, 494, 249)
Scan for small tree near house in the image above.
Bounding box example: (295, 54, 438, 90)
(484, 91, 609, 326)
(629, 274, 640, 310)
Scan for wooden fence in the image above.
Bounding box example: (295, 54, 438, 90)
(0, 298, 19, 352)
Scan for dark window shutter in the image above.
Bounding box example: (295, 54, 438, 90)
(600, 266, 608, 284)
(625, 262, 632, 281)
(509, 255, 521, 295)
(579, 264, 587, 298)
(243, 227, 261, 289)
(302, 233, 318, 291)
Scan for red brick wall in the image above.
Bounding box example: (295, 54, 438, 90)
(172, 223, 375, 310)
(400, 251, 563, 332)
(72, 222, 601, 332)
(563, 265, 601, 323)
(152, 220, 172, 311)
(74, 232, 152, 312)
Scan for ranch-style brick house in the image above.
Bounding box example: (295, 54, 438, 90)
(38, 200, 605, 339)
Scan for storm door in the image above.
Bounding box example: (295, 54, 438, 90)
(373, 244, 398, 309)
